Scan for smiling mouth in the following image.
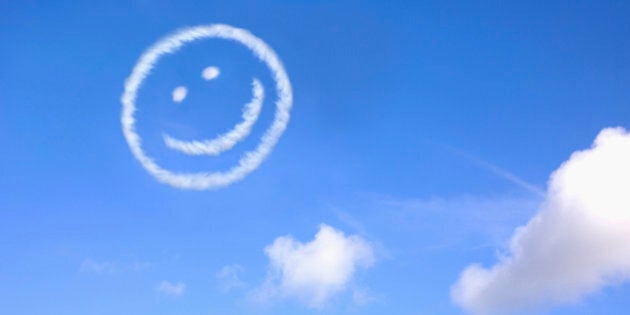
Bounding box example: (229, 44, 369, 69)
(163, 78, 265, 156)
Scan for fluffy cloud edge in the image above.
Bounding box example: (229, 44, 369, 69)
(451, 127, 630, 314)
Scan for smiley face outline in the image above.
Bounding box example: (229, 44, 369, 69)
(121, 24, 293, 190)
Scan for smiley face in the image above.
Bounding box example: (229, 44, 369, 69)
(121, 24, 293, 190)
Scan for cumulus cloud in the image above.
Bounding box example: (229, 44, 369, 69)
(156, 281, 186, 297)
(255, 224, 375, 308)
(451, 127, 630, 314)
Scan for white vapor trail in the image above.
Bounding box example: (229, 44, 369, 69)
(163, 78, 265, 156)
(443, 144, 545, 197)
(121, 24, 293, 190)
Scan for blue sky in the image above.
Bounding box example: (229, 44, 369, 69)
(2, 1, 630, 314)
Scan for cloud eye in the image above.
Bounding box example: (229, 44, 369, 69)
(202, 66, 220, 81)
(171, 66, 219, 104)
(172, 86, 188, 103)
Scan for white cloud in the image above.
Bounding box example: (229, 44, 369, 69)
(452, 127, 630, 314)
(216, 264, 246, 292)
(255, 224, 375, 308)
(171, 86, 187, 103)
(202, 66, 220, 80)
(156, 280, 186, 297)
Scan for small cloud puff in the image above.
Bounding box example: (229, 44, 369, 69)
(156, 281, 186, 297)
(172, 86, 187, 103)
(202, 66, 220, 80)
(255, 224, 375, 308)
(451, 127, 630, 314)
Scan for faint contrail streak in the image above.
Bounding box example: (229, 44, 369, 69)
(441, 144, 545, 197)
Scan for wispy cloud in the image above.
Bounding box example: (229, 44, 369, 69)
(79, 258, 151, 275)
(452, 127, 630, 314)
(156, 281, 186, 297)
(351, 287, 378, 306)
(375, 194, 541, 251)
(253, 224, 375, 308)
(79, 259, 117, 274)
(216, 264, 247, 292)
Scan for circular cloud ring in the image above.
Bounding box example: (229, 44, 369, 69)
(121, 24, 293, 190)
